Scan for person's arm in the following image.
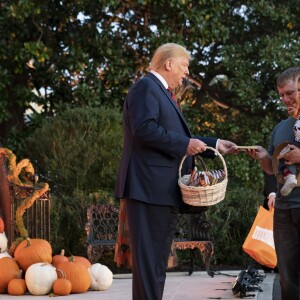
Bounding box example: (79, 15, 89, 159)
(192, 137, 238, 157)
(246, 146, 273, 174)
(259, 154, 273, 174)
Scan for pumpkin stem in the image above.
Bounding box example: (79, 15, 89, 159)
(60, 249, 65, 256)
(57, 268, 66, 279)
(69, 255, 75, 262)
(26, 237, 31, 247)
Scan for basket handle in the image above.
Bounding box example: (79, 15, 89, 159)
(178, 146, 228, 180)
(194, 155, 207, 172)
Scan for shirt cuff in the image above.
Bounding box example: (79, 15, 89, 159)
(215, 139, 220, 155)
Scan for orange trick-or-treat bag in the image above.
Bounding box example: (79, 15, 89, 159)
(242, 206, 277, 268)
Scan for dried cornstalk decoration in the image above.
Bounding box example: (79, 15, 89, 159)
(0, 148, 49, 255)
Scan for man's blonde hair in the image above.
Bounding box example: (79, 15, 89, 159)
(149, 43, 191, 71)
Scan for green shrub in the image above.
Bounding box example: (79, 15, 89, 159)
(24, 107, 122, 255)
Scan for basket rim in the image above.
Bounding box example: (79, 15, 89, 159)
(178, 146, 228, 182)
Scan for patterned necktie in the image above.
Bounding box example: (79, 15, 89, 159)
(167, 87, 180, 109)
(167, 87, 176, 100)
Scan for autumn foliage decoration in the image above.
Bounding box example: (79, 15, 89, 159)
(0, 148, 49, 254)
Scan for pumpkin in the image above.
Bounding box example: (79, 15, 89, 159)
(52, 249, 68, 268)
(14, 238, 52, 271)
(56, 256, 91, 293)
(71, 255, 92, 269)
(52, 250, 91, 269)
(0, 257, 20, 293)
(88, 263, 113, 291)
(25, 263, 57, 295)
(8, 278, 27, 296)
(53, 269, 72, 296)
(0, 233, 8, 253)
(0, 217, 4, 233)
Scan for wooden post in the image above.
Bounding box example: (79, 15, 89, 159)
(0, 154, 14, 244)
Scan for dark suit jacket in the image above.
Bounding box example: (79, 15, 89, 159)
(115, 73, 217, 207)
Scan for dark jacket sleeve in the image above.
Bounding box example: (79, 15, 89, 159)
(194, 135, 218, 158)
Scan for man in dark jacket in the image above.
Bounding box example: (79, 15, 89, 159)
(115, 43, 237, 300)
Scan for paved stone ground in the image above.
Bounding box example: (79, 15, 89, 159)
(0, 270, 277, 300)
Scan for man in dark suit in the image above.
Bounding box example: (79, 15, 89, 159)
(115, 43, 237, 300)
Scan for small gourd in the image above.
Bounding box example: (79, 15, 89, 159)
(88, 263, 113, 291)
(8, 278, 27, 296)
(51, 249, 68, 268)
(0, 257, 20, 293)
(53, 269, 72, 296)
(25, 263, 57, 295)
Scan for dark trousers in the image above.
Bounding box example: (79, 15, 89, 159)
(274, 208, 300, 300)
(125, 198, 178, 300)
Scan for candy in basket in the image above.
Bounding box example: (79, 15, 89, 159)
(188, 168, 226, 187)
(178, 146, 228, 206)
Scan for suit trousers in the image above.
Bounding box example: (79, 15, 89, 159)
(274, 208, 300, 300)
(125, 198, 178, 300)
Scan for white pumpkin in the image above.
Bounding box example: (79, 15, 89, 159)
(0, 232, 8, 253)
(0, 251, 12, 259)
(25, 263, 57, 295)
(88, 263, 113, 291)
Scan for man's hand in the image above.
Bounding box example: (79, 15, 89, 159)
(243, 145, 274, 174)
(186, 139, 207, 156)
(278, 144, 300, 165)
(245, 145, 269, 161)
(217, 139, 239, 155)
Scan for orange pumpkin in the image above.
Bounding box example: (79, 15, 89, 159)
(14, 238, 52, 271)
(56, 256, 91, 293)
(52, 249, 68, 268)
(0, 257, 20, 293)
(8, 278, 27, 296)
(53, 269, 72, 296)
(71, 255, 92, 269)
(0, 217, 4, 233)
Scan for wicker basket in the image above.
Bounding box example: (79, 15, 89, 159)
(178, 146, 228, 206)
